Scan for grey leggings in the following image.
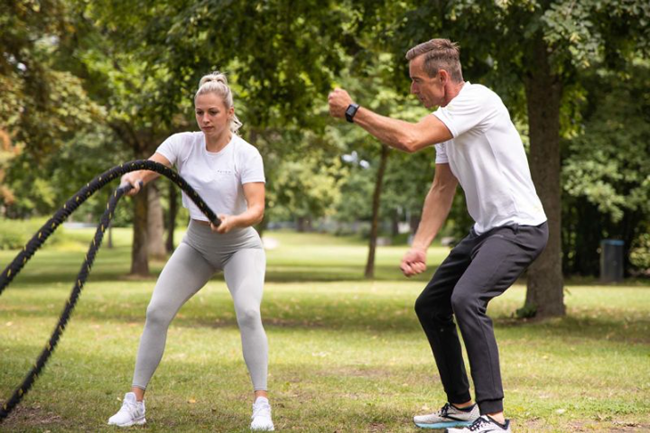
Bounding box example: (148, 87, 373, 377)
(132, 221, 268, 391)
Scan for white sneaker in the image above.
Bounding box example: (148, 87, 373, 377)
(414, 402, 479, 429)
(250, 397, 274, 431)
(446, 415, 511, 432)
(107, 392, 146, 427)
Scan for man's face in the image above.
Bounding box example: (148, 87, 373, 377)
(409, 55, 444, 109)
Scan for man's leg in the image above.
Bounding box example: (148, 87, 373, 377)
(450, 223, 548, 417)
(415, 233, 475, 406)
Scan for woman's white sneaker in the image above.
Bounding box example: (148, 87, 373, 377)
(107, 392, 146, 427)
(250, 397, 274, 431)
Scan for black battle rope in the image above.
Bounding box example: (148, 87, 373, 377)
(0, 160, 220, 422)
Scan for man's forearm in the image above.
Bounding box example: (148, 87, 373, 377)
(411, 187, 456, 251)
(353, 107, 421, 153)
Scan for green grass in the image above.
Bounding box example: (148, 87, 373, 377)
(1, 228, 649, 432)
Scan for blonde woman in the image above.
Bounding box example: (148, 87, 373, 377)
(108, 72, 274, 431)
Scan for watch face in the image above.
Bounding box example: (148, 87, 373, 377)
(345, 104, 358, 122)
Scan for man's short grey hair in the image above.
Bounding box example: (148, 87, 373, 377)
(405, 38, 463, 82)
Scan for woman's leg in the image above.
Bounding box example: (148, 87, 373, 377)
(132, 242, 215, 392)
(223, 248, 268, 393)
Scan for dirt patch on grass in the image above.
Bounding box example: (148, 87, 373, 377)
(316, 366, 394, 379)
(2, 404, 66, 428)
(567, 420, 650, 432)
(517, 419, 650, 432)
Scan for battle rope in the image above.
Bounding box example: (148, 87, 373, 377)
(0, 160, 220, 422)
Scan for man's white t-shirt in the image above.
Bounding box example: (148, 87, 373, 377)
(433, 82, 546, 234)
(156, 132, 265, 222)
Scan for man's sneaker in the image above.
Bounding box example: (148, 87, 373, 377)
(446, 415, 511, 432)
(414, 402, 479, 429)
(250, 397, 274, 431)
(107, 392, 146, 427)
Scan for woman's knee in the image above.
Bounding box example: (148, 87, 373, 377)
(236, 305, 262, 329)
(145, 304, 174, 328)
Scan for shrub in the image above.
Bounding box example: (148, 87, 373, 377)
(0, 218, 64, 250)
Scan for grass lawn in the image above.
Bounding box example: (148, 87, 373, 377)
(1, 228, 649, 432)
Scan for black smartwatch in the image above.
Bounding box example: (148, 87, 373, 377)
(345, 103, 360, 123)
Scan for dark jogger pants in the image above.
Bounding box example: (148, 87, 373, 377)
(414, 222, 548, 414)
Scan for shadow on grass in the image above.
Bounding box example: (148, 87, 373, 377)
(1, 251, 435, 285)
(3, 293, 650, 344)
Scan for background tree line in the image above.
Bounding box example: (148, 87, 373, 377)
(1, 0, 648, 319)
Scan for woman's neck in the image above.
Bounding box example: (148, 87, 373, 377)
(204, 130, 232, 153)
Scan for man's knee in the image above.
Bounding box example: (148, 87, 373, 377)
(450, 290, 477, 318)
(415, 293, 452, 324)
(414, 294, 431, 319)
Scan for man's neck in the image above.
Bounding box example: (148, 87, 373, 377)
(441, 80, 466, 107)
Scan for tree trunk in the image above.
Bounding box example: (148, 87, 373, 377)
(391, 208, 399, 237)
(365, 144, 389, 279)
(166, 181, 178, 253)
(131, 184, 150, 276)
(297, 217, 312, 232)
(147, 182, 167, 259)
(409, 213, 421, 235)
(523, 36, 565, 318)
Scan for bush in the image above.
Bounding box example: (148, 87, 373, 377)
(631, 233, 650, 274)
(0, 218, 64, 250)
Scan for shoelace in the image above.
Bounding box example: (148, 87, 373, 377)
(252, 403, 271, 419)
(468, 416, 491, 431)
(438, 402, 452, 417)
(120, 400, 141, 418)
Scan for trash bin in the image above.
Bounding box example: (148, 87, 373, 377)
(600, 239, 624, 283)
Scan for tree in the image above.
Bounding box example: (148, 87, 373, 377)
(562, 61, 650, 276)
(1, 0, 100, 217)
(265, 144, 344, 232)
(72, 0, 362, 273)
(378, 0, 650, 317)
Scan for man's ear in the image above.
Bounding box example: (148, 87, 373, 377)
(439, 69, 449, 84)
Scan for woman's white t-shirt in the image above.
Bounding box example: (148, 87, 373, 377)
(433, 82, 546, 234)
(155, 132, 265, 222)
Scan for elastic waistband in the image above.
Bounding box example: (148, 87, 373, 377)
(185, 220, 263, 250)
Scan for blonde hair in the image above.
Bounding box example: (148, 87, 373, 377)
(405, 39, 463, 82)
(195, 71, 243, 134)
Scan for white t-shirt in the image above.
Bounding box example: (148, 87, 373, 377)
(156, 132, 265, 221)
(433, 82, 546, 234)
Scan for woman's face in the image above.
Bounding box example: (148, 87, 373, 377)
(195, 92, 234, 138)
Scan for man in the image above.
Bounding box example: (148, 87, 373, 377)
(328, 38, 548, 433)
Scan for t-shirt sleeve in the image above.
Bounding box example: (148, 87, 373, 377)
(435, 142, 449, 164)
(433, 88, 495, 138)
(240, 147, 266, 184)
(155, 133, 185, 166)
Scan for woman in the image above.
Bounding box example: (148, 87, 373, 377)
(108, 72, 274, 431)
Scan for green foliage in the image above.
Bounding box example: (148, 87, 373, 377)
(4, 126, 130, 221)
(0, 217, 64, 250)
(266, 150, 345, 223)
(630, 233, 650, 271)
(562, 62, 650, 275)
(0, 0, 100, 155)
